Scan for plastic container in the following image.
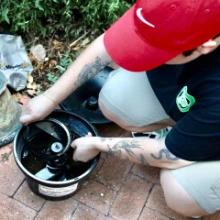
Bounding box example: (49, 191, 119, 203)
(13, 110, 100, 200)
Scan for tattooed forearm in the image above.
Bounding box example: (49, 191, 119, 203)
(151, 149, 179, 161)
(107, 144, 122, 158)
(75, 57, 109, 88)
(112, 140, 143, 157)
(140, 154, 149, 165)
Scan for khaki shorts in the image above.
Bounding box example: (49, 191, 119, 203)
(99, 68, 220, 214)
(99, 68, 170, 127)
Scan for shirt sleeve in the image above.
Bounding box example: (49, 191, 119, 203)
(165, 107, 220, 161)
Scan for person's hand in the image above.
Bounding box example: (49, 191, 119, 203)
(19, 93, 57, 124)
(71, 132, 100, 162)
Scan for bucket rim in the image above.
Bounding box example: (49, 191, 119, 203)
(13, 110, 100, 186)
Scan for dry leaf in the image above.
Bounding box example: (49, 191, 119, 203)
(22, 61, 29, 68)
(26, 83, 33, 89)
(27, 89, 37, 96)
(29, 52, 37, 63)
(80, 38, 90, 47)
(12, 93, 21, 101)
(31, 82, 37, 90)
(72, 46, 81, 51)
(49, 60, 57, 67)
(28, 74, 33, 83)
(53, 40, 65, 51)
(26, 82, 37, 90)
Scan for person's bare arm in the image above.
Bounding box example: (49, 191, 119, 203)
(72, 136, 194, 169)
(20, 33, 112, 124)
(44, 33, 112, 104)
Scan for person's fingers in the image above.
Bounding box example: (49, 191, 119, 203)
(71, 140, 77, 149)
(19, 115, 33, 124)
(72, 149, 77, 161)
(85, 132, 93, 137)
(72, 144, 79, 161)
(71, 140, 77, 160)
(20, 113, 44, 124)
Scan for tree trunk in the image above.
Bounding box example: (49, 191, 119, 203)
(0, 88, 22, 147)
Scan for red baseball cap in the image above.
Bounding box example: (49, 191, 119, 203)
(104, 0, 220, 71)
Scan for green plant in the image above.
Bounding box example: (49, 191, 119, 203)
(47, 73, 59, 84)
(59, 50, 73, 67)
(55, 50, 77, 74)
(0, 0, 135, 39)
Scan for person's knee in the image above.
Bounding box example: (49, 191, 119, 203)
(160, 169, 208, 217)
(160, 170, 186, 215)
(99, 99, 134, 130)
(99, 99, 142, 130)
(98, 99, 120, 123)
(99, 99, 172, 132)
(164, 195, 189, 216)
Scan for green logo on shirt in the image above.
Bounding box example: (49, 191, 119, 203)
(176, 86, 195, 113)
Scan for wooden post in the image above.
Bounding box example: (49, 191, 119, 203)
(0, 72, 22, 146)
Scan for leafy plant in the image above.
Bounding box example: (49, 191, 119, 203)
(55, 50, 75, 74)
(47, 73, 59, 84)
(0, 0, 135, 39)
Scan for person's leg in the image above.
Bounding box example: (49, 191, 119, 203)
(99, 68, 175, 132)
(161, 161, 220, 217)
(99, 100, 173, 132)
(160, 169, 208, 217)
(99, 68, 220, 217)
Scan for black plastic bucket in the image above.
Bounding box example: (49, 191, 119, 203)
(13, 110, 100, 200)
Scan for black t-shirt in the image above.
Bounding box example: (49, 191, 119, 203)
(147, 47, 220, 161)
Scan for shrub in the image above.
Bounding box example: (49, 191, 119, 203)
(0, 0, 135, 39)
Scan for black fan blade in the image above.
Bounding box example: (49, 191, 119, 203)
(35, 166, 63, 180)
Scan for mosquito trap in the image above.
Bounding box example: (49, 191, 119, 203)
(13, 110, 100, 200)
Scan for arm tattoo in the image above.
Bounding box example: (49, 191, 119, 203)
(75, 57, 109, 88)
(151, 149, 179, 161)
(112, 140, 142, 157)
(140, 154, 149, 165)
(107, 144, 122, 158)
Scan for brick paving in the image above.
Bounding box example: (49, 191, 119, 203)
(1, 97, 220, 219)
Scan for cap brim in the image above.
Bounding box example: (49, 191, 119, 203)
(104, 5, 180, 72)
